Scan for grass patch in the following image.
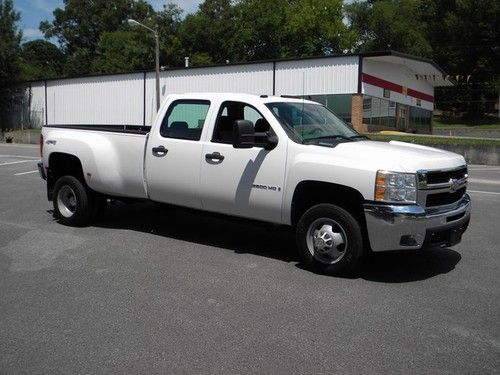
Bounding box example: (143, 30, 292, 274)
(365, 133, 500, 147)
(433, 118, 500, 130)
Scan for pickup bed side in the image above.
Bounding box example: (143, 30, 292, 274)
(42, 125, 149, 199)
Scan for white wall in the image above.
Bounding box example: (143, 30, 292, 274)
(145, 63, 274, 125)
(28, 82, 45, 127)
(362, 59, 434, 111)
(44, 73, 144, 125)
(274, 56, 359, 96)
(24, 55, 439, 126)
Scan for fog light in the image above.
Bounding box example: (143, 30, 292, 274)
(400, 235, 418, 246)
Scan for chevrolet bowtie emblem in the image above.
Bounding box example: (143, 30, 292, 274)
(449, 178, 460, 192)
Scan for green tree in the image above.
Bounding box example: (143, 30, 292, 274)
(236, 0, 288, 60)
(0, 0, 22, 132)
(0, 0, 22, 81)
(345, 0, 432, 56)
(179, 0, 244, 65)
(421, 0, 499, 117)
(156, 3, 184, 67)
(282, 0, 356, 57)
(19, 39, 65, 80)
(92, 30, 154, 73)
(40, 0, 156, 75)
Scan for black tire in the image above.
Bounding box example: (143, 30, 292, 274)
(53, 175, 93, 226)
(296, 204, 365, 276)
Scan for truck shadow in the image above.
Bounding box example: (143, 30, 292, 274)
(93, 202, 298, 263)
(360, 249, 461, 283)
(91, 202, 461, 282)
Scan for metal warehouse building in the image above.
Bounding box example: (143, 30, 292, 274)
(19, 51, 451, 134)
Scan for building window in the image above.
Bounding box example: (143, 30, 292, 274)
(363, 98, 371, 110)
(383, 88, 390, 98)
(362, 95, 397, 128)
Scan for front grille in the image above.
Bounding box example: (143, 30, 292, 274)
(426, 187, 466, 207)
(426, 167, 467, 185)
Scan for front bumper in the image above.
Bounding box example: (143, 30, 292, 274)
(364, 194, 471, 252)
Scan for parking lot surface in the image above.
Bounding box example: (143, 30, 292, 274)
(1, 143, 499, 374)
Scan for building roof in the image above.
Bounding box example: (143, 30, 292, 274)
(362, 51, 453, 87)
(17, 50, 453, 87)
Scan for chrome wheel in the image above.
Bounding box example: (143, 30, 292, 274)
(306, 218, 347, 264)
(57, 185, 77, 218)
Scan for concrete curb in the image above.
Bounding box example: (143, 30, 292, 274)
(420, 143, 499, 166)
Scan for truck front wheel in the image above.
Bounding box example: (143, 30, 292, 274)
(53, 175, 93, 226)
(296, 204, 365, 276)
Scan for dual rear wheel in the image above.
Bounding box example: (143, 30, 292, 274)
(53, 175, 105, 226)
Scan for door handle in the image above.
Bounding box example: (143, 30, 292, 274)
(152, 145, 168, 157)
(205, 152, 224, 161)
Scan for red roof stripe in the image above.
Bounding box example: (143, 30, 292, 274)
(361, 73, 434, 103)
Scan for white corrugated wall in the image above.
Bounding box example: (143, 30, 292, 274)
(274, 56, 359, 96)
(144, 63, 274, 125)
(45, 73, 144, 125)
(27, 57, 362, 126)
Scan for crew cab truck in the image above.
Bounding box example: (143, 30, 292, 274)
(38, 93, 471, 276)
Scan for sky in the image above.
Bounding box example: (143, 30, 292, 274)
(13, 0, 204, 43)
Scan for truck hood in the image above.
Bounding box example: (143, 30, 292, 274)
(331, 140, 466, 172)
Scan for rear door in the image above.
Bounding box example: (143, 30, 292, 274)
(200, 100, 287, 223)
(145, 99, 211, 209)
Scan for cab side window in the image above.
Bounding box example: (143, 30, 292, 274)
(212, 101, 272, 144)
(160, 100, 210, 141)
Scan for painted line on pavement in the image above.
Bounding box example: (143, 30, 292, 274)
(0, 155, 39, 159)
(468, 178, 500, 185)
(0, 160, 37, 166)
(468, 167, 500, 171)
(468, 190, 500, 196)
(14, 170, 39, 176)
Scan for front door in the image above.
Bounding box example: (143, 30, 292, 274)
(146, 99, 211, 209)
(396, 104, 408, 131)
(200, 101, 286, 223)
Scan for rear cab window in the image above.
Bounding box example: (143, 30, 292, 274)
(160, 100, 210, 141)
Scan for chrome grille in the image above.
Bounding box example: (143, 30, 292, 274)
(417, 166, 468, 208)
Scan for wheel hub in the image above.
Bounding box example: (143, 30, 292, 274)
(57, 185, 77, 218)
(307, 221, 347, 264)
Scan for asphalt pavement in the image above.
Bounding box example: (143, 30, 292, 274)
(0, 143, 499, 374)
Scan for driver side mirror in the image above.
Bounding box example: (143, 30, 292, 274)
(232, 120, 255, 149)
(232, 119, 279, 150)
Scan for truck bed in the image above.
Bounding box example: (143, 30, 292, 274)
(42, 124, 150, 199)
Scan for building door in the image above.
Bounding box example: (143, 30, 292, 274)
(396, 104, 408, 131)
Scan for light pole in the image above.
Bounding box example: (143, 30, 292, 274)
(128, 19, 160, 112)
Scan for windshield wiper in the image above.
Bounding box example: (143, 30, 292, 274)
(302, 135, 352, 144)
(349, 135, 370, 140)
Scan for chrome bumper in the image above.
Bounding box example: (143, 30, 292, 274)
(364, 194, 471, 252)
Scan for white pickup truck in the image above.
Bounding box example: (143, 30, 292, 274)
(38, 93, 470, 275)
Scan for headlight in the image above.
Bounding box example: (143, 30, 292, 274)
(375, 171, 417, 203)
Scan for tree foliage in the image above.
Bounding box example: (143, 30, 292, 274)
(20, 40, 65, 80)
(0, 0, 23, 130)
(345, 0, 432, 56)
(40, 0, 156, 74)
(0, 0, 22, 81)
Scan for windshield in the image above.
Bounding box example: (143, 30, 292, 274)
(265, 101, 360, 144)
